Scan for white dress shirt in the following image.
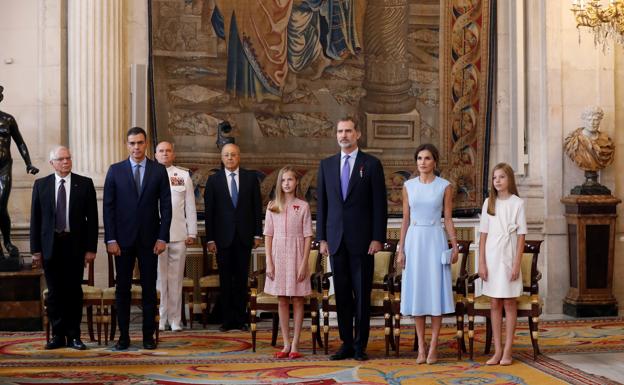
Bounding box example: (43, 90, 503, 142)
(54, 173, 71, 232)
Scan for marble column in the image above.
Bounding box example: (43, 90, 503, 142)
(359, 0, 418, 150)
(360, 0, 415, 114)
(68, 0, 123, 184)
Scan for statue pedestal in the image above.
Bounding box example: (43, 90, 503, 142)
(0, 266, 44, 331)
(0, 255, 23, 272)
(561, 195, 620, 317)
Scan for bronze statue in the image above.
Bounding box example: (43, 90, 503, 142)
(0, 85, 39, 259)
(564, 106, 614, 195)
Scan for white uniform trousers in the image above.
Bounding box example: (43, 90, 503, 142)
(157, 241, 187, 327)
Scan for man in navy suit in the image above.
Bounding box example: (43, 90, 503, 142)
(103, 127, 172, 350)
(30, 146, 98, 350)
(316, 117, 387, 361)
(204, 143, 262, 332)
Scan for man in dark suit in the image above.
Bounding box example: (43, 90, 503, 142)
(30, 146, 98, 350)
(316, 116, 387, 361)
(103, 127, 172, 350)
(204, 143, 262, 332)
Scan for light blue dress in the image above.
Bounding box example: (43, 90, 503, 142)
(400, 176, 454, 316)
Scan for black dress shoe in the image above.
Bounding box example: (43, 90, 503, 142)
(354, 351, 368, 361)
(330, 348, 354, 360)
(143, 338, 157, 350)
(45, 336, 66, 350)
(239, 324, 249, 332)
(67, 338, 87, 350)
(114, 338, 130, 350)
(218, 324, 231, 332)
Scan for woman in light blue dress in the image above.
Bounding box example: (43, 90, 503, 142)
(396, 143, 459, 364)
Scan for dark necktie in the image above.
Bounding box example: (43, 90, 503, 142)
(55, 179, 66, 232)
(341, 155, 350, 200)
(230, 172, 238, 207)
(134, 164, 142, 195)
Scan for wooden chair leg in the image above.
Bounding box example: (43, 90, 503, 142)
(323, 309, 329, 355)
(394, 311, 401, 357)
(311, 308, 318, 355)
(188, 301, 194, 329)
(44, 297, 50, 343)
(103, 306, 109, 345)
(271, 313, 279, 347)
(468, 314, 475, 360)
(45, 316, 50, 343)
(201, 292, 208, 328)
(529, 316, 540, 359)
(87, 305, 95, 342)
(315, 315, 323, 348)
(456, 313, 463, 360)
(484, 317, 492, 354)
(250, 307, 257, 353)
(109, 306, 117, 342)
(181, 293, 187, 327)
(384, 312, 390, 357)
(96, 305, 102, 345)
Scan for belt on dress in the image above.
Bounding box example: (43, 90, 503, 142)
(409, 219, 440, 227)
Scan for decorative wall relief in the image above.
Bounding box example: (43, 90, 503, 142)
(439, 0, 495, 214)
(257, 113, 334, 138)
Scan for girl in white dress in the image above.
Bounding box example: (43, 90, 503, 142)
(478, 163, 527, 366)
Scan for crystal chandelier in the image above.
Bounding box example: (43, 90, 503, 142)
(571, 0, 624, 51)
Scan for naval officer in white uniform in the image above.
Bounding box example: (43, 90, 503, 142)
(155, 141, 197, 331)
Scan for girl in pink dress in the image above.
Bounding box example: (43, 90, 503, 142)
(264, 166, 313, 359)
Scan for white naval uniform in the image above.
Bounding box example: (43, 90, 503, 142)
(157, 165, 197, 329)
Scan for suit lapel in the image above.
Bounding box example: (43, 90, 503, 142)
(140, 159, 153, 199)
(219, 169, 235, 209)
(46, 174, 56, 216)
(236, 169, 244, 209)
(68, 173, 78, 219)
(124, 159, 137, 197)
(346, 152, 365, 200)
(333, 154, 342, 200)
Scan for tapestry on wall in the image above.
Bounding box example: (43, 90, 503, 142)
(148, 0, 494, 216)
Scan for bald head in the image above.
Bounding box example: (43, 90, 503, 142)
(221, 143, 240, 172)
(155, 141, 175, 167)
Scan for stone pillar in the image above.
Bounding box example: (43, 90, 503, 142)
(359, 0, 418, 150)
(68, 0, 124, 184)
(359, 0, 415, 115)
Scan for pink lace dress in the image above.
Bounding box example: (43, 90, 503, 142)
(263, 198, 313, 297)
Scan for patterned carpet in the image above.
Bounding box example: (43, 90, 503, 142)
(0, 318, 622, 384)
